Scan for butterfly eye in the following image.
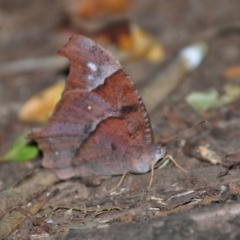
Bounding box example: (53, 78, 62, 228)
(154, 144, 166, 160)
(155, 147, 161, 155)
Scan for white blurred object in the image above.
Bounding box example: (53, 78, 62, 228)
(179, 42, 208, 71)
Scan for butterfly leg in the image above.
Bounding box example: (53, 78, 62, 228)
(109, 155, 185, 192)
(159, 154, 187, 172)
(109, 171, 129, 193)
(166, 155, 187, 172)
(147, 160, 155, 190)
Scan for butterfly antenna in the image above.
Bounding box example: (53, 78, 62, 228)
(164, 120, 207, 143)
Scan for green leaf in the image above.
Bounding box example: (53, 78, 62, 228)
(0, 131, 39, 162)
(186, 90, 220, 114)
(186, 85, 240, 115)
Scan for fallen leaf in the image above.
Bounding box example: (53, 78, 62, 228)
(183, 142, 222, 165)
(186, 89, 220, 114)
(128, 23, 165, 62)
(96, 21, 165, 63)
(223, 84, 240, 102)
(197, 146, 222, 165)
(222, 153, 240, 168)
(18, 80, 65, 123)
(218, 153, 240, 177)
(0, 131, 39, 162)
(186, 84, 240, 114)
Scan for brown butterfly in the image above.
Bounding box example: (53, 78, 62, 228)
(29, 35, 166, 180)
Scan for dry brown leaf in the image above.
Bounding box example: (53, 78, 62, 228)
(197, 146, 222, 165)
(128, 23, 165, 62)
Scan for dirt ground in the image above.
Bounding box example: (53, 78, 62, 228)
(1, 0, 240, 239)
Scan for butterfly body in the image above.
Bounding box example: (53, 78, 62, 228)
(29, 35, 166, 179)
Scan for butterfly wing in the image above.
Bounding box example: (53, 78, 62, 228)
(29, 36, 163, 179)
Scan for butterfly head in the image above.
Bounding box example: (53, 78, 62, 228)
(153, 143, 167, 165)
